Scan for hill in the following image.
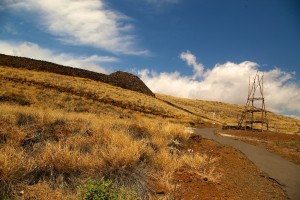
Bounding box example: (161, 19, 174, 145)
(0, 53, 154, 97)
(0, 60, 298, 199)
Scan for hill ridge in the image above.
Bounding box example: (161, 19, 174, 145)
(0, 53, 155, 97)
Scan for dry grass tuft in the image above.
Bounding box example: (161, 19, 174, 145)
(0, 145, 36, 198)
(18, 181, 75, 200)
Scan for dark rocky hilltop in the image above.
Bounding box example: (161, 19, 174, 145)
(0, 54, 155, 97)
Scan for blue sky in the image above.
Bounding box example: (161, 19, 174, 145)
(1, 0, 300, 119)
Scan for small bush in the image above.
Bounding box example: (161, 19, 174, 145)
(79, 178, 137, 200)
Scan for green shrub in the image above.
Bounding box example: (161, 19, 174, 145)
(79, 178, 137, 200)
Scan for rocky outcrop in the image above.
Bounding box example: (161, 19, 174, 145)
(108, 71, 154, 97)
(0, 54, 155, 97)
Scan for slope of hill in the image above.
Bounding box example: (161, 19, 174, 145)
(157, 94, 300, 134)
(0, 66, 196, 122)
(0, 53, 155, 97)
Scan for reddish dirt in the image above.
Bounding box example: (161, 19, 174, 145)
(172, 135, 287, 199)
(220, 130, 300, 165)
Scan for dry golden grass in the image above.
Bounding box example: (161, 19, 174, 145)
(0, 103, 214, 199)
(0, 66, 193, 120)
(157, 94, 300, 134)
(19, 181, 76, 200)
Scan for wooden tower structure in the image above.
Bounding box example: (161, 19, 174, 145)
(238, 72, 268, 131)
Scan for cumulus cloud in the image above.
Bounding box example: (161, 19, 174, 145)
(139, 52, 300, 118)
(180, 51, 204, 79)
(0, 40, 117, 73)
(138, 69, 199, 97)
(4, 0, 148, 55)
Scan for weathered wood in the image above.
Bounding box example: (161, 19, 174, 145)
(238, 73, 268, 131)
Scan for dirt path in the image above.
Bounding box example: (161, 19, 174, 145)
(195, 128, 300, 200)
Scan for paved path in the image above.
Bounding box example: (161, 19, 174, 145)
(195, 128, 300, 200)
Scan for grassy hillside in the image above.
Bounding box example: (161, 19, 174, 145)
(0, 66, 196, 121)
(1, 64, 298, 134)
(157, 94, 300, 134)
(0, 64, 299, 199)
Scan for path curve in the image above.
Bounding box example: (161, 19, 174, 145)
(195, 128, 300, 200)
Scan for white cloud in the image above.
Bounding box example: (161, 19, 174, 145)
(0, 40, 117, 73)
(138, 69, 199, 97)
(4, 0, 148, 55)
(139, 52, 300, 118)
(180, 51, 204, 79)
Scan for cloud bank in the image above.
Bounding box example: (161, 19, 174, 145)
(4, 0, 147, 55)
(0, 40, 116, 73)
(139, 51, 300, 118)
